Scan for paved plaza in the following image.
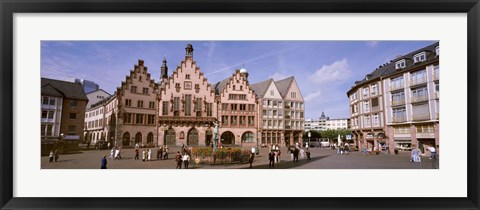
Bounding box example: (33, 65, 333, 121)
(41, 146, 439, 169)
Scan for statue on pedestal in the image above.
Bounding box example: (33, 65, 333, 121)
(212, 121, 219, 152)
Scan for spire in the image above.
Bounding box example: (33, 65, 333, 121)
(161, 55, 168, 79)
(185, 43, 194, 58)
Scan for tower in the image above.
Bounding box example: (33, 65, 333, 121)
(161, 56, 168, 79)
(185, 43, 194, 58)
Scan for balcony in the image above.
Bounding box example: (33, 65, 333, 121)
(392, 116, 407, 123)
(410, 77, 427, 86)
(391, 100, 406, 106)
(412, 114, 430, 121)
(411, 95, 428, 103)
(390, 83, 404, 91)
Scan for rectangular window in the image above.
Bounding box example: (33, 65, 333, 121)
(125, 99, 131, 107)
(99, 119, 103, 127)
(411, 86, 428, 102)
(239, 95, 246, 100)
(395, 59, 406, 69)
(185, 74, 190, 79)
(248, 116, 255, 125)
(185, 95, 192, 116)
(392, 107, 407, 122)
(221, 116, 228, 125)
(149, 101, 155, 109)
(394, 126, 410, 134)
(371, 84, 377, 95)
(49, 98, 55, 105)
(41, 111, 48, 119)
(239, 104, 246, 111)
(372, 113, 379, 127)
(162, 101, 169, 115)
(46, 124, 53, 136)
(230, 116, 237, 125)
(240, 116, 246, 125)
(435, 46, 439, 56)
(270, 90, 274, 96)
(222, 103, 228, 110)
(143, 88, 149, 94)
(230, 104, 237, 111)
(69, 113, 76, 119)
(184, 81, 192, 90)
(416, 124, 434, 133)
(173, 97, 180, 110)
(364, 115, 371, 127)
(363, 87, 369, 97)
(124, 113, 132, 124)
(391, 91, 405, 106)
(195, 98, 202, 111)
(131, 86, 137, 93)
(206, 103, 213, 116)
(147, 115, 155, 125)
(364, 101, 370, 113)
(136, 114, 144, 124)
(137, 100, 144, 108)
(413, 52, 426, 63)
(412, 103, 430, 121)
(42, 97, 49, 105)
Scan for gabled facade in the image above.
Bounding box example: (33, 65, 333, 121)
(86, 89, 111, 109)
(157, 44, 217, 146)
(275, 77, 305, 145)
(115, 60, 159, 147)
(215, 69, 258, 147)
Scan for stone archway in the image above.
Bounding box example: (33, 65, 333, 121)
(147, 132, 154, 144)
(187, 128, 199, 146)
(135, 132, 142, 145)
(164, 128, 176, 146)
(122, 132, 130, 147)
(205, 129, 213, 146)
(241, 132, 254, 143)
(220, 131, 235, 145)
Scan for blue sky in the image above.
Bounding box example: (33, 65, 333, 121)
(41, 40, 435, 119)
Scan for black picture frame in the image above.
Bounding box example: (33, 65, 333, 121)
(1, 0, 479, 209)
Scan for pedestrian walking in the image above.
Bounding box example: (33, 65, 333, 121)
(411, 146, 421, 162)
(268, 150, 275, 168)
(175, 151, 182, 169)
(428, 146, 436, 159)
(107, 142, 111, 150)
(142, 149, 146, 162)
(147, 149, 152, 161)
(182, 152, 190, 169)
(277, 149, 281, 162)
(293, 147, 299, 162)
(306, 148, 311, 160)
(54, 149, 59, 162)
(100, 155, 107, 169)
(135, 148, 139, 160)
(157, 146, 162, 160)
(249, 152, 255, 168)
(49, 150, 54, 163)
(110, 147, 115, 159)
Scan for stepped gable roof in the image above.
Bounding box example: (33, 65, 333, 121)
(41, 78, 88, 100)
(274, 76, 294, 98)
(214, 77, 231, 95)
(250, 79, 273, 97)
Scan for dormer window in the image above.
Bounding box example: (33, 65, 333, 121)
(413, 52, 426, 63)
(435, 46, 439, 56)
(395, 59, 406, 70)
(185, 74, 190, 79)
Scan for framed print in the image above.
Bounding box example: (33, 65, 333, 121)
(1, 0, 479, 209)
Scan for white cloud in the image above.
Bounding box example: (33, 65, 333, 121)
(366, 41, 380, 48)
(310, 58, 351, 84)
(269, 72, 289, 81)
(304, 91, 322, 102)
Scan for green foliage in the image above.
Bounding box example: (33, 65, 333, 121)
(316, 129, 353, 142)
(191, 147, 250, 163)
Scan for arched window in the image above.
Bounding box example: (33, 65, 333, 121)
(135, 132, 142, 144)
(242, 132, 254, 143)
(122, 132, 130, 146)
(165, 128, 176, 146)
(187, 128, 198, 146)
(220, 131, 235, 145)
(147, 132, 154, 144)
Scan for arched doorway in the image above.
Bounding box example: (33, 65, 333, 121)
(164, 128, 176, 146)
(122, 132, 130, 146)
(187, 128, 199, 146)
(147, 132, 154, 145)
(242, 132, 254, 143)
(205, 129, 212, 146)
(221, 131, 235, 145)
(135, 132, 142, 145)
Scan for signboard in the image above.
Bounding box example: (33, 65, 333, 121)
(346, 134, 352, 140)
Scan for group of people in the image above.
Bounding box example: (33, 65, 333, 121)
(336, 143, 350, 155)
(134, 146, 170, 162)
(411, 145, 437, 162)
(175, 148, 191, 169)
(48, 150, 60, 163)
(109, 147, 123, 160)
